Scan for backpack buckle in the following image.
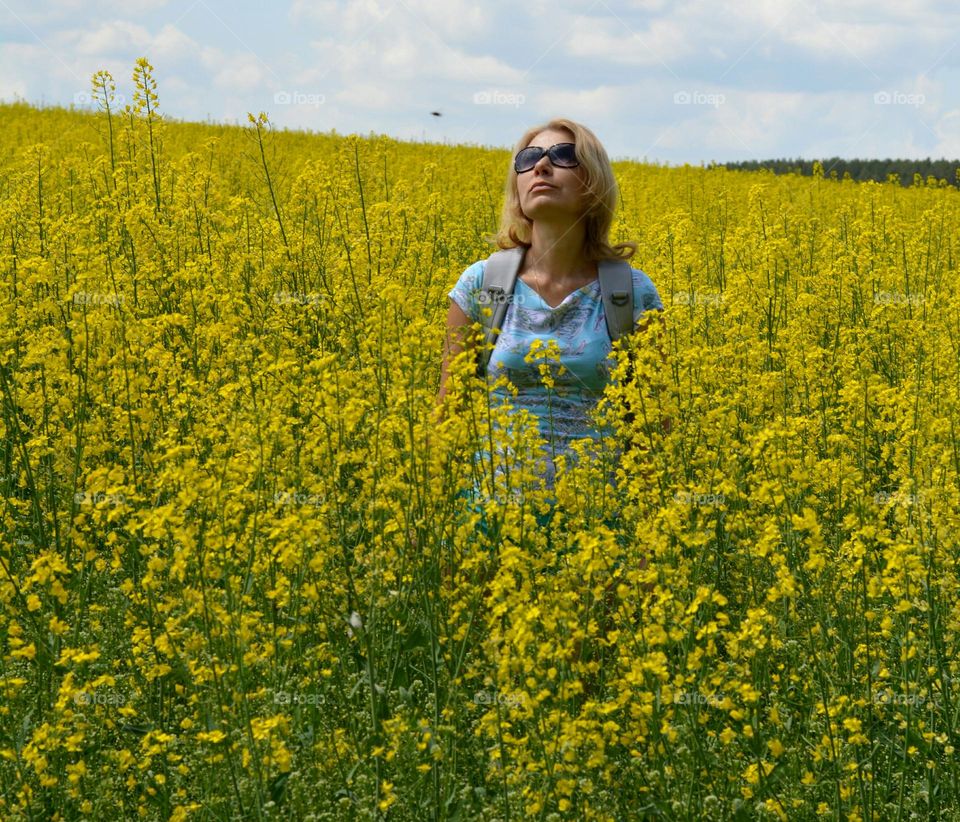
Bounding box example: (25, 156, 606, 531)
(611, 290, 629, 306)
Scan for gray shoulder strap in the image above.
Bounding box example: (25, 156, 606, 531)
(476, 246, 524, 377)
(598, 259, 634, 343)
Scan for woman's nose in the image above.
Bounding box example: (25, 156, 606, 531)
(533, 154, 552, 173)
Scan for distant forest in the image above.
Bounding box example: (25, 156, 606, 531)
(712, 157, 960, 188)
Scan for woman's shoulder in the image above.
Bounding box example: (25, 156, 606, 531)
(450, 259, 486, 290)
(627, 264, 664, 312)
(626, 263, 655, 286)
(447, 260, 491, 323)
(465, 258, 488, 279)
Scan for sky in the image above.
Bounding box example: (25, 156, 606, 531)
(1, 0, 959, 165)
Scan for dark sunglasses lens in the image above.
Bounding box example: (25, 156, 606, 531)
(551, 143, 578, 167)
(515, 146, 543, 172)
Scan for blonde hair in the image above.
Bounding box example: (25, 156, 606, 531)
(488, 118, 637, 261)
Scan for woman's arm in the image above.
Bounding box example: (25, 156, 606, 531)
(433, 298, 475, 423)
(409, 301, 476, 555)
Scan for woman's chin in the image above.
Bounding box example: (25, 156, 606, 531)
(522, 203, 576, 223)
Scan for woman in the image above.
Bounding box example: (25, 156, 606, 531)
(435, 117, 667, 526)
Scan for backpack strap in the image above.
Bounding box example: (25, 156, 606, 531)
(598, 258, 634, 343)
(476, 246, 524, 377)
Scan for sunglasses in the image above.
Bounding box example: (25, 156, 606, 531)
(514, 142, 579, 174)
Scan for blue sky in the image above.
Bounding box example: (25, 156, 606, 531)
(2, 0, 959, 164)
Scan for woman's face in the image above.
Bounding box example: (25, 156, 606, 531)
(515, 127, 589, 222)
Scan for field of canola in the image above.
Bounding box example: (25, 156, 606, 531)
(3, 60, 960, 820)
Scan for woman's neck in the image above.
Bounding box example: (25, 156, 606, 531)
(525, 220, 592, 283)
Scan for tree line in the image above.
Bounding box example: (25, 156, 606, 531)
(712, 157, 960, 187)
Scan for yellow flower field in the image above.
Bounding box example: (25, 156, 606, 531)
(2, 58, 960, 819)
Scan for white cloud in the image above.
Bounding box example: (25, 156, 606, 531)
(70, 21, 153, 55)
(298, 8, 524, 118)
(650, 89, 833, 157)
(932, 109, 960, 157)
(336, 82, 397, 109)
(0, 45, 35, 99)
(207, 52, 273, 93)
(710, 91, 810, 153)
(289, 0, 339, 21)
(2, 0, 168, 26)
(536, 85, 625, 119)
(652, 80, 960, 163)
(400, 0, 491, 42)
(627, 0, 673, 10)
(2, 0, 958, 164)
(438, 51, 523, 84)
(561, 0, 959, 84)
(151, 24, 200, 62)
(301, 13, 520, 86)
(290, 0, 491, 41)
(783, 20, 912, 64)
(565, 17, 693, 67)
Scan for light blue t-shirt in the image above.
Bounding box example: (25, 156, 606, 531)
(447, 256, 664, 494)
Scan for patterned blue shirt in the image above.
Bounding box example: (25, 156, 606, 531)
(448, 256, 664, 492)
